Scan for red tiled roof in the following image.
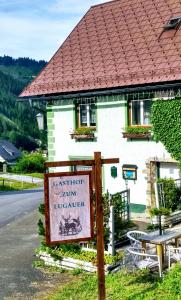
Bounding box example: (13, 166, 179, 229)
(20, 0, 181, 97)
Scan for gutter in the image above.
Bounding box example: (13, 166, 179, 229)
(18, 81, 181, 102)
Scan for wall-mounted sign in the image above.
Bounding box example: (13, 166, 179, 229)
(44, 171, 94, 245)
(122, 164, 138, 180)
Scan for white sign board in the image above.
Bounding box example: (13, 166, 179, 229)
(44, 171, 93, 244)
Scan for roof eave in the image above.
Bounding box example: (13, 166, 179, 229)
(18, 80, 181, 102)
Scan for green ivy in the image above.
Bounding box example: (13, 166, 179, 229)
(151, 99, 181, 166)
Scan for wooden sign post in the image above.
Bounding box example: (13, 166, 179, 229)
(94, 152, 106, 300)
(44, 152, 119, 300)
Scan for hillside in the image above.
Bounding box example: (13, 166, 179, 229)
(0, 56, 46, 151)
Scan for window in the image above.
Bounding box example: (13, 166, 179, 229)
(76, 101, 96, 128)
(129, 100, 152, 126)
(164, 16, 181, 30)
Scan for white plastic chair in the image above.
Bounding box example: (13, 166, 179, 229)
(168, 247, 181, 269)
(127, 246, 162, 277)
(164, 226, 181, 255)
(166, 226, 181, 244)
(126, 230, 148, 248)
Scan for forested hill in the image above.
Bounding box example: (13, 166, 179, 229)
(0, 55, 47, 151)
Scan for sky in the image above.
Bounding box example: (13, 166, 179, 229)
(0, 0, 110, 62)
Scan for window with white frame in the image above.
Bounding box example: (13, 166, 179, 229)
(129, 100, 152, 125)
(76, 101, 96, 128)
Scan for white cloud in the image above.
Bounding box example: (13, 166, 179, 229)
(0, 14, 77, 60)
(48, 0, 110, 15)
(0, 0, 111, 61)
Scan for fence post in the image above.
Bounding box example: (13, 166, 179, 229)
(108, 205, 115, 256)
(127, 189, 130, 221)
(154, 182, 159, 208)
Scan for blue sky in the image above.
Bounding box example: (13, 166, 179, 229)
(0, 0, 110, 62)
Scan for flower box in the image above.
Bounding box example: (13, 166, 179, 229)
(70, 133, 95, 140)
(37, 251, 123, 274)
(122, 132, 151, 139)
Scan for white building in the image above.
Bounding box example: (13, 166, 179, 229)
(20, 0, 181, 213)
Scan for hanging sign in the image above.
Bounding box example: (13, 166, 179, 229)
(122, 164, 138, 180)
(44, 171, 94, 245)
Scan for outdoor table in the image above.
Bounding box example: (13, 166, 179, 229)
(140, 230, 181, 272)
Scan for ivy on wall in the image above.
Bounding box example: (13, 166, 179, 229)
(151, 99, 181, 166)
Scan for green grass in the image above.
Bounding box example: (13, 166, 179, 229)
(42, 263, 181, 300)
(24, 173, 44, 179)
(0, 177, 40, 191)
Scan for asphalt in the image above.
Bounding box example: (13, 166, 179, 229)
(0, 209, 71, 300)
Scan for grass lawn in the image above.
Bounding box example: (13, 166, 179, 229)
(24, 172, 44, 179)
(40, 263, 181, 300)
(0, 177, 40, 191)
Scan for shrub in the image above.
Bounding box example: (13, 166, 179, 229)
(157, 178, 181, 211)
(37, 219, 45, 236)
(150, 207, 171, 217)
(13, 152, 46, 173)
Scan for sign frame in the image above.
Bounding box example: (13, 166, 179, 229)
(44, 170, 94, 245)
(122, 164, 138, 180)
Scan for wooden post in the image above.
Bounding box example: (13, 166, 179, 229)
(94, 152, 106, 300)
(44, 153, 119, 300)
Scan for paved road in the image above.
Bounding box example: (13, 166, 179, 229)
(0, 188, 44, 228)
(0, 189, 44, 299)
(0, 189, 72, 300)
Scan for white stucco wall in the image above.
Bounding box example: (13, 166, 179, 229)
(49, 99, 178, 207)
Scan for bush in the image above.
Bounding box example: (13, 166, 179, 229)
(13, 152, 46, 173)
(157, 178, 181, 211)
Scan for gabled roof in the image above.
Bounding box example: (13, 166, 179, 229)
(20, 0, 181, 98)
(0, 140, 21, 163)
